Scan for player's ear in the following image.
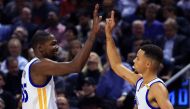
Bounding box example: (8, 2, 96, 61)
(146, 60, 152, 69)
(37, 44, 43, 53)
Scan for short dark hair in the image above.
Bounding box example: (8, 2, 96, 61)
(6, 56, 18, 67)
(140, 44, 163, 63)
(31, 30, 51, 49)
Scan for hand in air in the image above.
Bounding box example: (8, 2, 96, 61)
(91, 4, 102, 34)
(105, 11, 115, 35)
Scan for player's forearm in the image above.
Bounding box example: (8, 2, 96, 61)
(72, 32, 96, 71)
(106, 32, 122, 68)
(105, 32, 138, 84)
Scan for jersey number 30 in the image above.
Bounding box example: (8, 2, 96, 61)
(22, 83, 28, 102)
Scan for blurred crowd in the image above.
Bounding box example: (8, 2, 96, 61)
(0, 0, 190, 109)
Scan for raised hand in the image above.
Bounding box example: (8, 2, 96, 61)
(105, 11, 115, 35)
(91, 4, 102, 34)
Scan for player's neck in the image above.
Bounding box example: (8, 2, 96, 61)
(142, 72, 157, 84)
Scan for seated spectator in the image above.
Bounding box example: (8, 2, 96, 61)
(61, 26, 78, 50)
(11, 26, 29, 58)
(0, 38, 28, 74)
(82, 52, 103, 84)
(156, 18, 189, 77)
(45, 11, 66, 47)
(65, 39, 82, 62)
(13, 7, 38, 42)
(56, 91, 70, 109)
(75, 77, 96, 99)
(0, 72, 17, 109)
(163, 6, 190, 36)
(144, 3, 164, 42)
(4, 56, 22, 96)
(32, 0, 58, 26)
(96, 62, 134, 109)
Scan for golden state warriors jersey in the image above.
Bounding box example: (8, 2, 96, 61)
(135, 77, 165, 109)
(21, 58, 57, 109)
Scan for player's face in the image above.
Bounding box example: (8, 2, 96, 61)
(42, 35, 59, 59)
(133, 49, 146, 74)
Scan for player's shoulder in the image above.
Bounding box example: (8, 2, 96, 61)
(150, 81, 168, 95)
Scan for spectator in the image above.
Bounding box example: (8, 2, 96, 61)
(0, 38, 28, 74)
(96, 63, 134, 108)
(156, 18, 189, 76)
(4, 56, 22, 96)
(163, 6, 190, 36)
(13, 7, 38, 42)
(82, 52, 103, 84)
(45, 11, 66, 48)
(144, 3, 164, 42)
(57, 94, 70, 109)
(0, 72, 17, 109)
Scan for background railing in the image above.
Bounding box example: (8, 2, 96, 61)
(165, 64, 190, 108)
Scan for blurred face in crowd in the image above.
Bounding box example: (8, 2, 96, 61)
(133, 39, 143, 52)
(64, 29, 77, 42)
(82, 83, 96, 97)
(132, 20, 144, 38)
(8, 38, 22, 57)
(21, 7, 32, 23)
(164, 21, 176, 38)
(145, 5, 157, 22)
(57, 96, 69, 109)
(47, 11, 59, 27)
(7, 58, 19, 75)
(69, 40, 82, 56)
(12, 27, 28, 43)
(79, 15, 90, 27)
(87, 53, 99, 71)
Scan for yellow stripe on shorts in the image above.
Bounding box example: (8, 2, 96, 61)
(43, 88, 47, 109)
(37, 88, 47, 109)
(37, 88, 43, 109)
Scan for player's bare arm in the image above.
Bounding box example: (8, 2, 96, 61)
(151, 83, 174, 109)
(32, 4, 102, 76)
(105, 11, 141, 85)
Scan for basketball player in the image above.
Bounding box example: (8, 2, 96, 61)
(21, 4, 102, 109)
(105, 11, 173, 109)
